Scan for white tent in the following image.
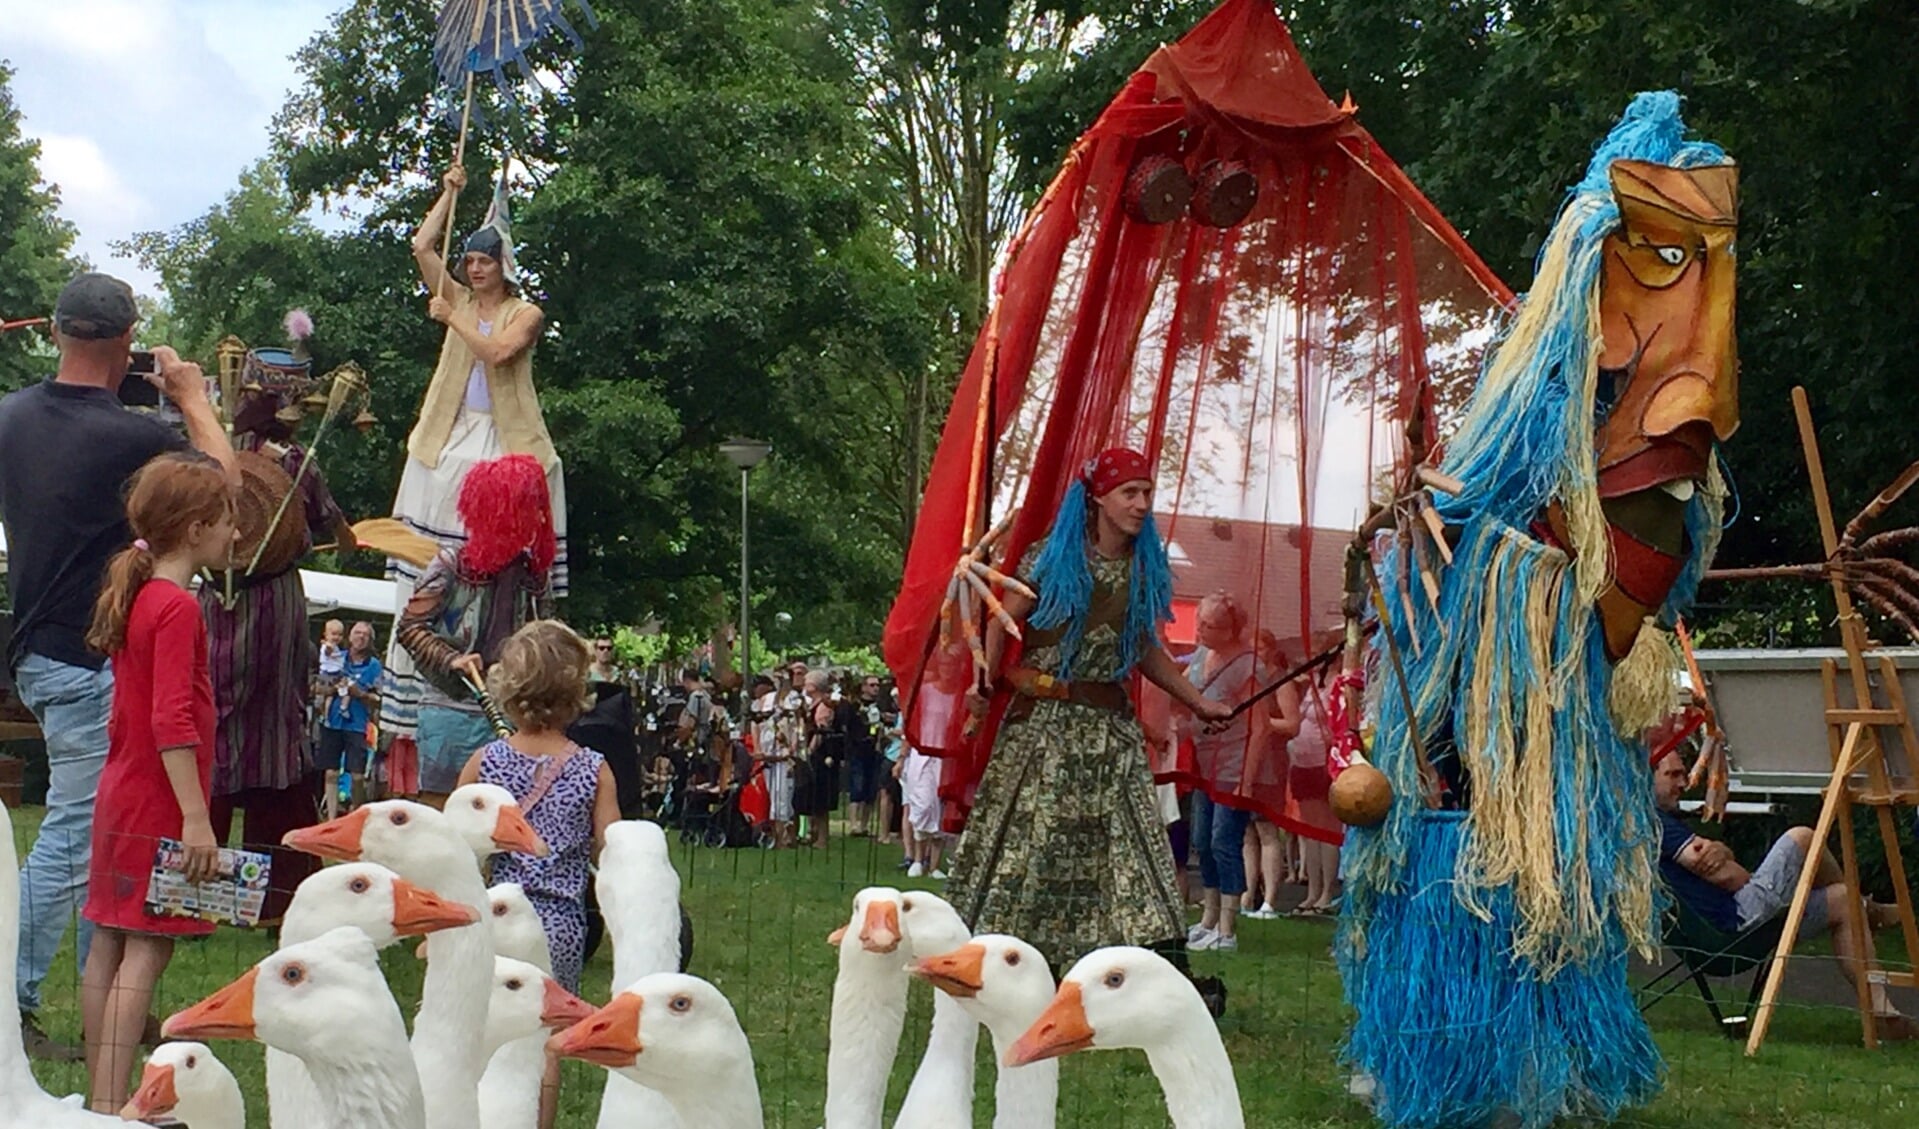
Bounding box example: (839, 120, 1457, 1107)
(0, 527, 396, 618)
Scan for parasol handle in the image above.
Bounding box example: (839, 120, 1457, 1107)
(436, 70, 479, 301)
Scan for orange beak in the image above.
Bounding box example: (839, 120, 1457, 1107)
(1005, 981, 1095, 1066)
(912, 943, 986, 998)
(859, 899, 901, 954)
(541, 978, 597, 1030)
(549, 993, 644, 1069)
(283, 807, 369, 861)
(827, 925, 846, 946)
(493, 804, 549, 857)
(389, 877, 480, 937)
(120, 1061, 178, 1119)
(164, 967, 261, 1043)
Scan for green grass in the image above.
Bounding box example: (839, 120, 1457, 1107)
(13, 805, 1918, 1127)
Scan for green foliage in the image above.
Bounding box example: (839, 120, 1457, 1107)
(0, 63, 80, 392)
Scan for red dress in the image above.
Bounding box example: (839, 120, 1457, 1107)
(84, 580, 218, 936)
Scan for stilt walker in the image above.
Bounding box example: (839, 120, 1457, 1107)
(379, 0, 594, 768)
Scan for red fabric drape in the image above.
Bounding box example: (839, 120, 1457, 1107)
(883, 0, 1511, 837)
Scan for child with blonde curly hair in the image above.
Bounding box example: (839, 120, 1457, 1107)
(455, 619, 618, 991)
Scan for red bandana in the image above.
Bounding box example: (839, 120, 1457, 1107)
(1645, 707, 1705, 766)
(1084, 447, 1153, 497)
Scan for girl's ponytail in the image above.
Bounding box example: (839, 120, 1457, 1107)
(84, 453, 232, 656)
(86, 541, 155, 655)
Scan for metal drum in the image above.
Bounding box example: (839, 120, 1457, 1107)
(230, 449, 308, 578)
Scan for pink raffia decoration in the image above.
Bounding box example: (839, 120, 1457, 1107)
(283, 308, 314, 341)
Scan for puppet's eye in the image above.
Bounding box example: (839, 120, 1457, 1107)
(1655, 245, 1685, 267)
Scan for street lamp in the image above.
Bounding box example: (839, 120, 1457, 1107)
(719, 438, 772, 704)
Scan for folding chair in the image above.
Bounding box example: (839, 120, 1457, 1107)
(1640, 898, 1787, 1037)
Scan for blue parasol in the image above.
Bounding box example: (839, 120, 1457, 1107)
(433, 0, 597, 95)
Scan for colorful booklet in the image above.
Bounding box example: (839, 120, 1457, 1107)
(145, 840, 273, 927)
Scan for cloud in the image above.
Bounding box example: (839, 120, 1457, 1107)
(0, 0, 342, 295)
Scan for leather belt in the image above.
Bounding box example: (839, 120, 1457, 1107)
(1004, 667, 1131, 717)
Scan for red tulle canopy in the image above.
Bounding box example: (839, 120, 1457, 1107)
(883, 0, 1512, 842)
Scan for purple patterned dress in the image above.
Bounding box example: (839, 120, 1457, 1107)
(479, 739, 605, 990)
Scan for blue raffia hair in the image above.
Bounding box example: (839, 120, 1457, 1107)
(1337, 91, 1731, 1129)
(1027, 476, 1174, 679)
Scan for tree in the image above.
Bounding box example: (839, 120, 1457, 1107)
(0, 62, 80, 392)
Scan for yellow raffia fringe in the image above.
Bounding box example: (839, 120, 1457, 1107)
(1609, 619, 1681, 735)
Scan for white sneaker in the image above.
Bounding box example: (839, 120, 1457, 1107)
(1213, 933, 1238, 952)
(1245, 904, 1280, 920)
(1187, 922, 1214, 945)
(907, 862, 925, 878)
(1188, 929, 1220, 951)
(929, 869, 947, 879)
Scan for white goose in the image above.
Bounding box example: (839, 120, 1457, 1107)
(119, 1042, 242, 1129)
(270, 862, 480, 1129)
(912, 935, 1058, 1128)
(285, 797, 541, 1129)
(594, 820, 684, 1129)
(551, 973, 762, 1129)
(893, 892, 977, 1129)
(484, 955, 596, 1058)
(1007, 946, 1244, 1129)
(164, 927, 425, 1129)
(480, 883, 559, 1129)
(0, 798, 148, 1127)
(443, 782, 539, 861)
(823, 887, 907, 1129)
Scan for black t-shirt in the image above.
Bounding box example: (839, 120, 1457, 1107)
(0, 380, 185, 671)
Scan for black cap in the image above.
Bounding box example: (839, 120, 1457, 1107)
(53, 273, 138, 340)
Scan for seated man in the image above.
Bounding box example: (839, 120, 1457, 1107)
(1652, 744, 1911, 1036)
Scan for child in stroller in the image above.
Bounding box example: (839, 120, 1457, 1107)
(675, 738, 774, 849)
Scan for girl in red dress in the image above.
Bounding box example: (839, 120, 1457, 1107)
(78, 453, 234, 1113)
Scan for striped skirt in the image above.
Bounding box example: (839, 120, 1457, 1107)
(201, 568, 314, 795)
(382, 408, 568, 737)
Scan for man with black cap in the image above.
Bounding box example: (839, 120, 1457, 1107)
(0, 271, 236, 1059)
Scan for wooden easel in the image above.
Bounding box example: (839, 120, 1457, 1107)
(1745, 387, 1919, 1054)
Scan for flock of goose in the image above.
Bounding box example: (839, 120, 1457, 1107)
(0, 792, 1246, 1128)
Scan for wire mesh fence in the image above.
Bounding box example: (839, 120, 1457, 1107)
(9, 807, 1919, 1126)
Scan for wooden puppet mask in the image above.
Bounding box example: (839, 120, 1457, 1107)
(1589, 159, 1738, 660)
(1594, 159, 1739, 502)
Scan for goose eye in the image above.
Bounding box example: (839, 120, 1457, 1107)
(669, 995, 692, 1014)
(1655, 245, 1686, 266)
(471, 798, 485, 811)
(348, 877, 370, 894)
(1005, 952, 1020, 967)
(186, 1054, 197, 1068)
(493, 903, 509, 916)
(391, 811, 409, 826)
(1103, 970, 1125, 990)
(901, 897, 914, 911)
(281, 963, 306, 986)
(506, 978, 523, 991)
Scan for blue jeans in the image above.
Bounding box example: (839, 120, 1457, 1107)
(13, 653, 111, 1014)
(1192, 791, 1252, 897)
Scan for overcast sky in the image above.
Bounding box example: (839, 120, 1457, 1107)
(1, 0, 344, 297)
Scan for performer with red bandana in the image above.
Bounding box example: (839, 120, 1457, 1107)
(946, 448, 1232, 970)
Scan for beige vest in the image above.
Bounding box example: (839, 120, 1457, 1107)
(406, 289, 557, 470)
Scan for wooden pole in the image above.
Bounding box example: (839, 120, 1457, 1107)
(1745, 721, 1869, 1054)
(435, 70, 478, 302)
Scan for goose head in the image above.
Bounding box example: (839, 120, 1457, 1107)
(485, 883, 553, 967)
(119, 1041, 239, 1124)
(913, 934, 1054, 1020)
(1006, 946, 1200, 1066)
(446, 783, 550, 858)
(549, 973, 751, 1087)
(828, 887, 903, 954)
(283, 798, 542, 869)
(163, 927, 398, 1060)
(283, 862, 479, 947)
(897, 890, 971, 962)
(485, 956, 595, 1055)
